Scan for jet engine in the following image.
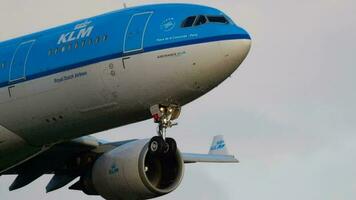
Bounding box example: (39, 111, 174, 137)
(79, 139, 184, 200)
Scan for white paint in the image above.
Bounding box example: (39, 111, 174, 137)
(0, 39, 250, 169)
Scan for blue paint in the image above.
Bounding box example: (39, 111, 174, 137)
(124, 12, 152, 53)
(9, 41, 34, 82)
(0, 4, 251, 88)
(210, 140, 226, 151)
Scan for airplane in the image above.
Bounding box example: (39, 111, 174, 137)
(0, 3, 251, 200)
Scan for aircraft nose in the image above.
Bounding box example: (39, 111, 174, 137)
(229, 27, 251, 69)
(217, 32, 251, 81)
(189, 36, 251, 94)
(183, 26, 251, 96)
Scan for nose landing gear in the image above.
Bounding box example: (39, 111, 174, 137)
(149, 104, 180, 155)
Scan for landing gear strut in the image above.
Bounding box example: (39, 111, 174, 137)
(149, 104, 181, 155)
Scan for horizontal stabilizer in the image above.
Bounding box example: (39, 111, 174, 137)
(182, 153, 238, 163)
(182, 135, 238, 163)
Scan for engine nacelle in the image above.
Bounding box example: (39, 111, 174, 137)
(91, 139, 184, 200)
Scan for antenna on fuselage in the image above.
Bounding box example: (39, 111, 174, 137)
(123, 3, 127, 8)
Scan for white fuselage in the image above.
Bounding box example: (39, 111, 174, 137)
(0, 39, 251, 172)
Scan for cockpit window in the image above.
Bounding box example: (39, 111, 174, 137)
(207, 16, 229, 24)
(194, 15, 207, 26)
(181, 15, 229, 28)
(182, 16, 196, 27)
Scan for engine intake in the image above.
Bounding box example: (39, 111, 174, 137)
(90, 139, 184, 200)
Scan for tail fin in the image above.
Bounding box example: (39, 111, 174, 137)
(209, 135, 229, 155)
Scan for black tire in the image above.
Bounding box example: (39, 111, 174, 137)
(149, 136, 164, 155)
(163, 142, 170, 154)
(165, 138, 177, 155)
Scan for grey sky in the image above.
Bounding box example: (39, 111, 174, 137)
(1, 0, 356, 199)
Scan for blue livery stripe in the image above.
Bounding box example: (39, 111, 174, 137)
(0, 34, 250, 88)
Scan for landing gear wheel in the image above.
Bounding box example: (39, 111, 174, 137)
(165, 138, 177, 155)
(149, 136, 164, 155)
(149, 104, 180, 156)
(163, 142, 170, 154)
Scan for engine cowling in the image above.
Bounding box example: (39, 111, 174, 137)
(90, 139, 184, 200)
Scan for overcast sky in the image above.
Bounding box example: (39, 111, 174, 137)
(1, 0, 356, 200)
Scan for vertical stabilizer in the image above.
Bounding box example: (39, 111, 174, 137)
(209, 135, 229, 155)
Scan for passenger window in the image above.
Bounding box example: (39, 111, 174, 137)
(207, 16, 229, 24)
(194, 15, 207, 26)
(181, 16, 196, 28)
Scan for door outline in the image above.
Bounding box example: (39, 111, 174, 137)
(123, 12, 153, 54)
(9, 40, 35, 83)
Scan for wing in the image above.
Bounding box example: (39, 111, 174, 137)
(1, 136, 136, 192)
(0, 135, 237, 193)
(182, 135, 239, 163)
